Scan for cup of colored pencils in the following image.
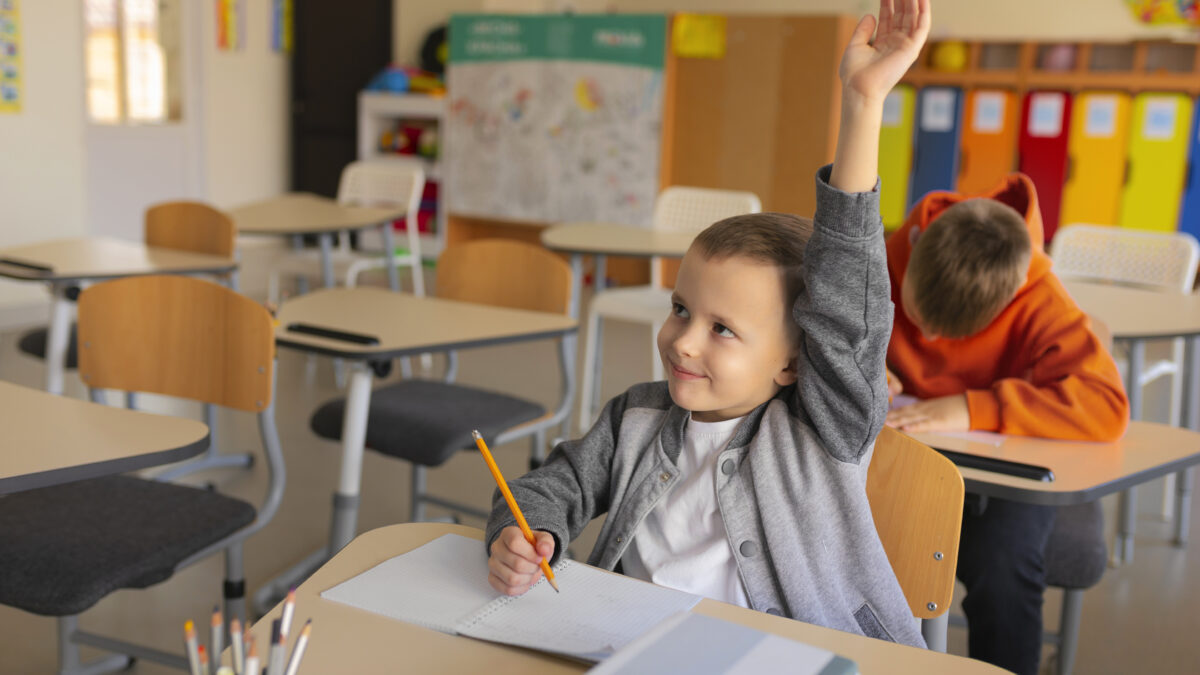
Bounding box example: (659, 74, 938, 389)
(183, 593, 312, 675)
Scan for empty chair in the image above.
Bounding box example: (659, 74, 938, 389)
(308, 239, 576, 522)
(578, 187, 762, 431)
(266, 160, 426, 304)
(1041, 500, 1108, 675)
(0, 275, 285, 674)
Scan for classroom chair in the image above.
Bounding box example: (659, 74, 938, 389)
(865, 427, 965, 652)
(1050, 225, 1200, 529)
(577, 186, 761, 432)
(266, 160, 426, 305)
(309, 239, 576, 522)
(0, 275, 285, 675)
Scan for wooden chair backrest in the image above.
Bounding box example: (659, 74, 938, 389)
(435, 239, 572, 315)
(144, 201, 237, 257)
(866, 426, 965, 619)
(77, 276, 274, 412)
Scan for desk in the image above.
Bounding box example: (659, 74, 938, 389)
(540, 222, 693, 320)
(0, 238, 237, 394)
(257, 288, 577, 610)
(0, 380, 209, 495)
(242, 523, 1008, 675)
(230, 193, 408, 291)
(1063, 280, 1200, 557)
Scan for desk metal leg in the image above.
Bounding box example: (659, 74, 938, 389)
(590, 255, 607, 428)
(1173, 335, 1200, 547)
(45, 283, 72, 395)
(317, 233, 336, 288)
(564, 254, 584, 441)
(379, 222, 401, 292)
(1113, 339, 1145, 565)
(921, 613, 948, 653)
(253, 363, 374, 614)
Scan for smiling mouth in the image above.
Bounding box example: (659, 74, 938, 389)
(670, 363, 706, 380)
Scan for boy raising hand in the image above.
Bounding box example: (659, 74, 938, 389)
(487, 0, 932, 647)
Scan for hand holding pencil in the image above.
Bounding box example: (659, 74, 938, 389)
(474, 430, 560, 596)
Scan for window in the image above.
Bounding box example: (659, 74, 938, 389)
(85, 0, 183, 124)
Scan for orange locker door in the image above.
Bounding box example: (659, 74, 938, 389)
(1060, 92, 1131, 227)
(958, 90, 1018, 195)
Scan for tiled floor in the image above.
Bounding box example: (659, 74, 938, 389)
(0, 266, 1197, 673)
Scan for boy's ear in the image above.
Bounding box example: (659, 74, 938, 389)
(775, 355, 799, 387)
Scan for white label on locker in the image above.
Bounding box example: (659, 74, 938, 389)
(1028, 93, 1065, 137)
(882, 89, 904, 127)
(1084, 95, 1118, 138)
(972, 91, 1005, 133)
(1143, 98, 1178, 140)
(920, 89, 956, 133)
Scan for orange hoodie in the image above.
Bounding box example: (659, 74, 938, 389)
(886, 174, 1129, 441)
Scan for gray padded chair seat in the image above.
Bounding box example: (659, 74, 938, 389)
(1045, 500, 1107, 590)
(0, 475, 255, 616)
(18, 324, 78, 369)
(310, 379, 546, 467)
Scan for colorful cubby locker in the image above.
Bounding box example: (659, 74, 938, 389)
(1019, 91, 1073, 243)
(1180, 98, 1200, 241)
(1118, 92, 1194, 232)
(957, 89, 1018, 196)
(1060, 92, 1132, 228)
(909, 87, 963, 210)
(880, 85, 916, 229)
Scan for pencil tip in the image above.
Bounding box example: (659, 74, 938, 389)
(472, 429, 482, 441)
(549, 578, 560, 593)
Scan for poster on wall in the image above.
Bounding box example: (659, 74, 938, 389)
(1126, 0, 1200, 26)
(446, 14, 667, 226)
(0, 0, 22, 114)
(216, 0, 246, 51)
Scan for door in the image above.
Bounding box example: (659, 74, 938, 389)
(879, 84, 915, 229)
(1179, 98, 1200, 241)
(909, 86, 963, 209)
(1018, 90, 1072, 242)
(291, 1, 392, 197)
(1119, 92, 1194, 232)
(957, 89, 1018, 196)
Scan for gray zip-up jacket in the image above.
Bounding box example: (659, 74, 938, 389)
(486, 166, 924, 647)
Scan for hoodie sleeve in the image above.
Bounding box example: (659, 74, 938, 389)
(964, 286, 1130, 441)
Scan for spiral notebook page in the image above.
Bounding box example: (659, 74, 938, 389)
(454, 557, 702, 662)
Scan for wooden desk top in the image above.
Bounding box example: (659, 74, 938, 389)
(541, 222, 695, 258)
(274, 288, 577, 360)
(0, 381, 209, 495)
(0, 237, 237, 282)
(1063, 280, 1200, 340)
(909, 421, 1200, 505)
(241, 523, 1007, 675)
(230, 193, 407, 236)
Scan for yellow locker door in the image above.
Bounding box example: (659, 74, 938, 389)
(1061, 92, 1131, 227)
(1119, 93, 1194, 232)
(880, 85, 915, 230)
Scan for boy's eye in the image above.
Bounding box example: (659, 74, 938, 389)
(672, 302, 690, 319)
(713, 323, 735, 338)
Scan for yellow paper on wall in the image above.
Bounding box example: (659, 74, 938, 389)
(672, 14, 726, 59)
(0, 0, 22, 114)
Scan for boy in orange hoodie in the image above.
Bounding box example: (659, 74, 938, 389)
(885, 174, 1128, 675)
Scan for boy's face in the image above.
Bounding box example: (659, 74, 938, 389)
(657, 248, 798, 422)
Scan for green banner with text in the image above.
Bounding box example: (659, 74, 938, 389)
(449, 14, 666, 69)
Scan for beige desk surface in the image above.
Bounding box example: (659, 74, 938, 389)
(0, 381, 209, 495)
(241, 523, 1006, 675)
(541, 222, 695, 258)
(909, 421, 1200, 505)
(275, 288, 577, 360)
(1063, 280, 1200, 340)
(0, 237, 237, 282)
(230, 193, 407, 236)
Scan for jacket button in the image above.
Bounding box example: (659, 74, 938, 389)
(739, 540, 758, 557)
(616, 535, 623, 543)
(660, 472, 671, 482)
(721, 459, 735, 475)
(766, 608, 782, 616)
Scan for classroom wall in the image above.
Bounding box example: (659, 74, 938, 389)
(0, 0, 88, 315)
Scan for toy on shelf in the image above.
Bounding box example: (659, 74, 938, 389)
(930, 41, 969, 72)
(366, 64, 445, 97)
(1040, 43, 1077, 71)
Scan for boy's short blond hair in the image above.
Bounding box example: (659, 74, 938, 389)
(907, 199, 1031, 338)
(692, 212, 814, 313)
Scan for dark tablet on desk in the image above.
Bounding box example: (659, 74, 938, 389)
(935, 448, 1055, 482)
(286, 323, 380, 346)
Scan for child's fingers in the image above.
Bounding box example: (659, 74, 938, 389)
(532, 531, 556, 560)
(849, 13, 877, 47)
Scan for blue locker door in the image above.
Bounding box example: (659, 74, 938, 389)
(1180, 97, 1200, 240)
(909, 87, 964, 209)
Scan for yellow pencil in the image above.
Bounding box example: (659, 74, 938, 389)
(472, 429, 559, 593)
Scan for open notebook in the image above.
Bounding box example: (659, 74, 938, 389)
(589, 612, 858, 675)
(321, 533, 702, 662)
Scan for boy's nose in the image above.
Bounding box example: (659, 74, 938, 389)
(671, 325, 702, 358)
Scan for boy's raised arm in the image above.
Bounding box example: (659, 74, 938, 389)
(829, 0, 930, 193)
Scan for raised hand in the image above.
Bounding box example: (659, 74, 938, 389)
(839, 0, 931, 104)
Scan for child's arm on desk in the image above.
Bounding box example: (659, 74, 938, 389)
(795, 0, 930, 462)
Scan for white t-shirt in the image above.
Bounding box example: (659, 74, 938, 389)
(621, 414, 750, 607)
